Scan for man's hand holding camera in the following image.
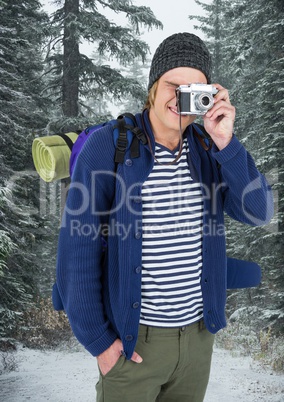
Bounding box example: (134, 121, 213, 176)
(203, 83, 235, 151)
(176, 82, 235, 151)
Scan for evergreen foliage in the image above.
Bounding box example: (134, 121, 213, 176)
(0, 0, 52, 338)
(120, 57, 148, 113)
(45, 0, 162, 131)
(119, 29, 150, 113)
(0, 0, 49, 171)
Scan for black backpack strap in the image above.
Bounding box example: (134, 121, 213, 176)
(115, 113, 147, 163)
(57, 133, 75, 151)
(131, 126, 147, 145)
(129, 125, 147, 159)
(117, 112, 136, 123)
(129, 135, 139, 159)
(114, 116, 129, 164)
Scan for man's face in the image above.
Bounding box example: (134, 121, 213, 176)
(149, 67, 207, 137)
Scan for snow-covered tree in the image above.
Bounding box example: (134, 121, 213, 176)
(45, 0, 163, 131)
(82, 50, 113, 118)
(0, 0, 51, 340)
(120, 52, 150, 114)
(188, 0, 230, 87)
(0, 0, 49, 171)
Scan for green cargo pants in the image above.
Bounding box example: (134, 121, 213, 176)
(96, 320, 215, 402)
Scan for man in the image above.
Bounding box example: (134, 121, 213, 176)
(56, 33, 273, 401)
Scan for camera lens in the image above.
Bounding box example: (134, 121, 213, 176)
(195, 93, 214, 111)
(201, 96, 210, 106)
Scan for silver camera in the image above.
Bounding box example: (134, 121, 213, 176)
(176, 83, 218, 115)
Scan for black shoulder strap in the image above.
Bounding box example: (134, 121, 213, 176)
(114, 116, 129, 164)
(114, 113, 147, 163)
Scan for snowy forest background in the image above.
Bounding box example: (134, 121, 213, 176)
(0, 0, 283, 372)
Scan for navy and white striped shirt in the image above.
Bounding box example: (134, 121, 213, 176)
(140, 138, 204, 327)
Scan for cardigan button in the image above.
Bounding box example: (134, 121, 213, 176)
(133, 196, 142, 203)
(125, 159, 133, 166)
(135, 266, 142, 274)
(135, 231, 142, 239)
(132, 302, 140, 309)
(125, 334, 133, 341)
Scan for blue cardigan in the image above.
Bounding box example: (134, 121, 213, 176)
(56, 111, 273, 359)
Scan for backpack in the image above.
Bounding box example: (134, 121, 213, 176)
(61, 113, 147, 177)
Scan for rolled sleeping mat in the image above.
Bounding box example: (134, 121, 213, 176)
(32, 132, 78, 182)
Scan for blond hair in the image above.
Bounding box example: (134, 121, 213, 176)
(144, 81, 159, 110)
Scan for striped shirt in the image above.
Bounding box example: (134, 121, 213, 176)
(140, 137, 204, 327)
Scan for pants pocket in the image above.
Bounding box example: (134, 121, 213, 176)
(98, 355, 125, 379)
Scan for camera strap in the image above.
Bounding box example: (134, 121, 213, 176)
(141, 112, 184, 166)
(192, 124, 213, 151)
(141, 113, 213, 165)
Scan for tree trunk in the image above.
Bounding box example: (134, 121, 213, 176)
(62, 0, 80, 129)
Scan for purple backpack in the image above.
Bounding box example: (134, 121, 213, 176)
(68, 113, 147, 176)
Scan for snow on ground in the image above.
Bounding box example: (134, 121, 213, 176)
(0, 344, 283, 402)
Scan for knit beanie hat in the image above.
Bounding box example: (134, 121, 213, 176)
(148, 32, 212, 90)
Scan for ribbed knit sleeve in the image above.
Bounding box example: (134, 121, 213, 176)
(56, 126, 118, 356)
(211, 135, 274, 226)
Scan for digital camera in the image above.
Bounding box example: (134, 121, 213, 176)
(176, 83, 218, 115)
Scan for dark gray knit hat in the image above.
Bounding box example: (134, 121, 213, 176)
(148, 32, 212, 90)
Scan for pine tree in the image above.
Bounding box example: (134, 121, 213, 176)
(188, 0, 230, 86)
(0, 0, 51, 339)
(45, 0, 163, 132)
(0, 0, 49, 171)
(119, 29, 150, 114)
(0, 187, 19, 337)
(83, 49, 113, 118)
(120, 57, 148, 113)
